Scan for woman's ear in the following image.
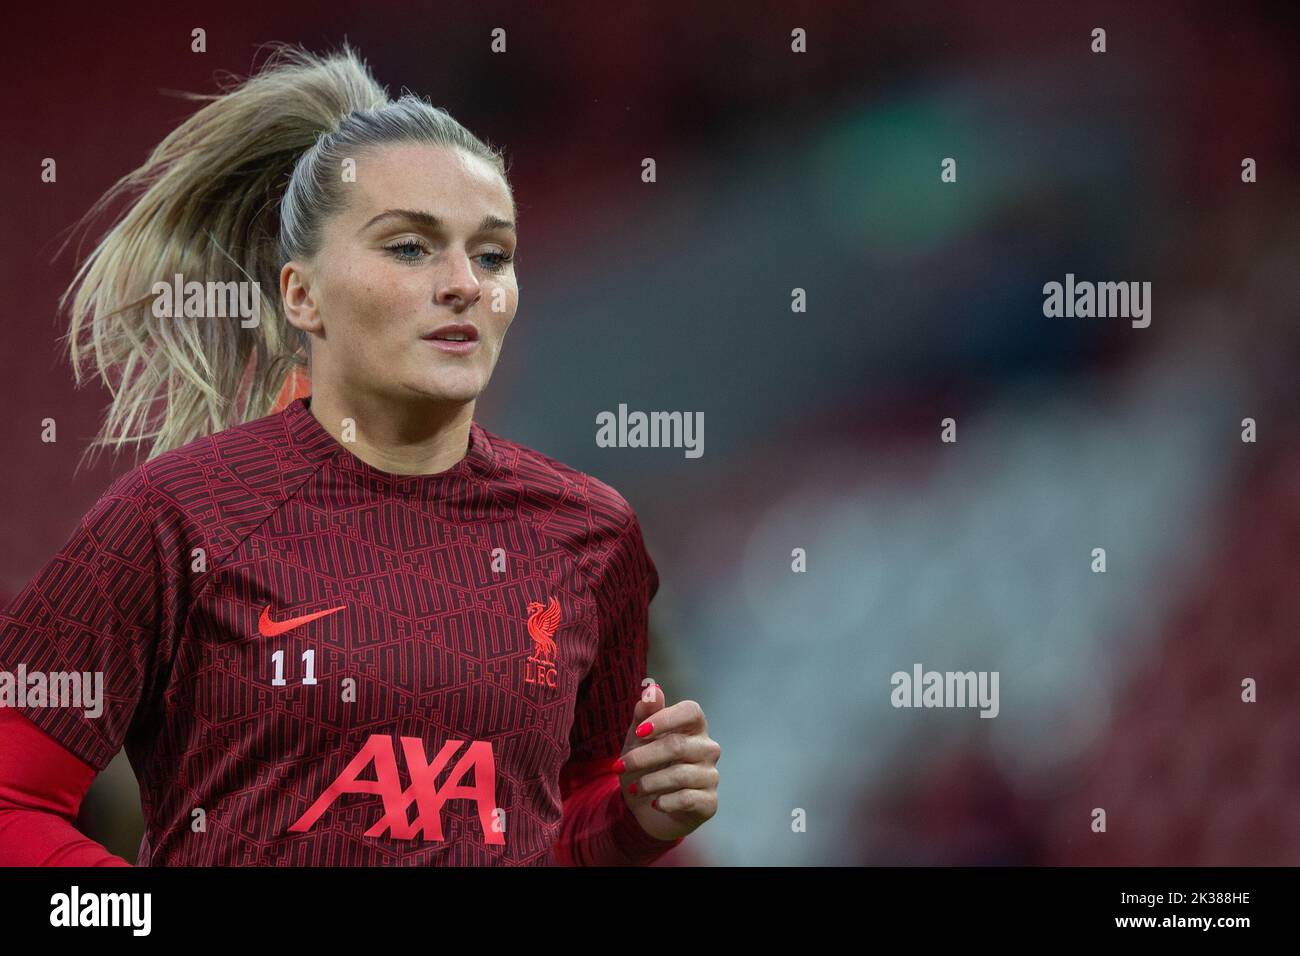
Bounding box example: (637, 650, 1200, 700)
(280, 260, 322, 334)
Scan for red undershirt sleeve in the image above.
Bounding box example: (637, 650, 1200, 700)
(555, 756, 684, 866)
(0, 707, 131, 866)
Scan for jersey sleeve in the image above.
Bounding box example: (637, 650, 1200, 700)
(0, 466, 182, 772)
(556, 503, 683, 865)
(567, 506, 661, 768)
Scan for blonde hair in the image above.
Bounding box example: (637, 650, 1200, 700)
(62, 42, 511, 461)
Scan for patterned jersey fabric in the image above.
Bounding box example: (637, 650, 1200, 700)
(0, 398, 665, 865)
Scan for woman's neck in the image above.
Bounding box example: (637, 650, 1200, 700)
(306, 389, 475, 476)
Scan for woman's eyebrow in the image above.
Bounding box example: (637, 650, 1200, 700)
(358, 209, 516, 235)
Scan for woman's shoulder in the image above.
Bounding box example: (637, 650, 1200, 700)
(476, 423, 640, 527)
(92, 404, 318, 528)
(480, 427, 658, 597)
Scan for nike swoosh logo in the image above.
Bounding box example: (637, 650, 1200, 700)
(258, 604, 347, 637)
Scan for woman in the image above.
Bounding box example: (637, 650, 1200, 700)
(0, 44, 719, 865)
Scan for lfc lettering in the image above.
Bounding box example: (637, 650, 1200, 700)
(525, 654, 557, 688)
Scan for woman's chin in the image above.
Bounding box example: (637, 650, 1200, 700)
(402, 376, 485, 405)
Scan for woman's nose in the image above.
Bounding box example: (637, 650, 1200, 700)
(435, 253, 482, 308)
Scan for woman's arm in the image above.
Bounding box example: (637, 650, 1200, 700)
(0, 708, 130, 866)
(0, 464, 183, 867)
(555, 504, 687, 865)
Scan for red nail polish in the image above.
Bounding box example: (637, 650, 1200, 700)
(627, 783, 637, 794)
(651, 798, 660, 810)
(611, 757, 625, 773)
(635, 720, 654, 737)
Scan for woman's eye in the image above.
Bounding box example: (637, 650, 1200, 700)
(477, 251, 513, 273)
(384, 241, 512, 271)
(386, 240, 428, 263)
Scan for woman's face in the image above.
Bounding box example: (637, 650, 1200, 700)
(283, 142, 518, 408)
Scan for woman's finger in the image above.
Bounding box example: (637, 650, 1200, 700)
(650, 788, 718, 817)
(631, 761, 719, 798)
(618, 731, 716, 776)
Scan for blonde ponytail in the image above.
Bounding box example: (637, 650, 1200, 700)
(62, 42, 509, 461)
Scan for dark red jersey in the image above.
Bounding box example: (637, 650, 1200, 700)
(0, 397, 680, 865)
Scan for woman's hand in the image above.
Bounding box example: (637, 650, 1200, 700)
(613, 682, 720, 841)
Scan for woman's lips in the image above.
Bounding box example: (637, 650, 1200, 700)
(421, 323, 480, 354)
(423, 337, 480, 354)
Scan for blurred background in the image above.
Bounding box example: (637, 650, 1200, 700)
(1, 0, 1297, 865)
